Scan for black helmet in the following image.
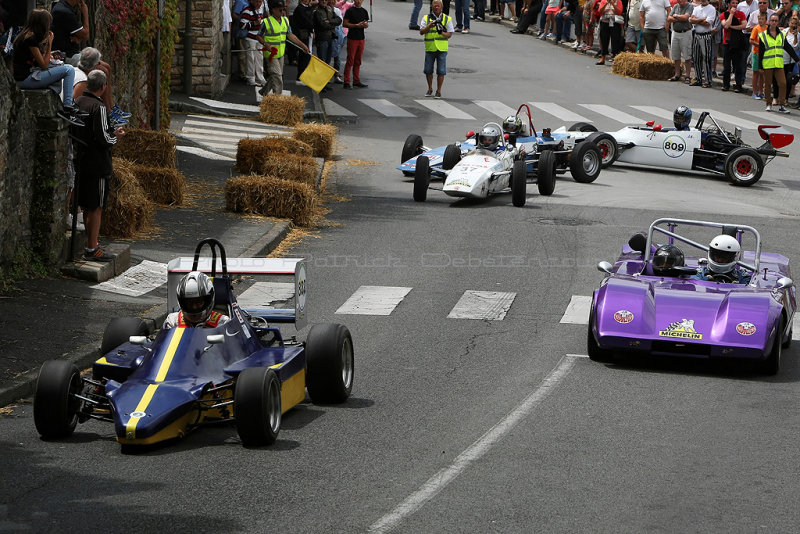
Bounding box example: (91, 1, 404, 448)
(177, 271, 215, 325)
(673, 105, 692, 130)
(652, 244, 685, 275)
(502, 115, 523, 135)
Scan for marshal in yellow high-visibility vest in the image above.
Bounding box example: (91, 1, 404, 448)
(759, 31, 785, 70)
(423, 14, 451, 52)
(263, 15, 289, 59)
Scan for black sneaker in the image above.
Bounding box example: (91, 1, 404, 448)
(354, 82, 368, 88)
(58, 107, 86, 127)
(83, 247, 115, 262)
(409, 24, 420, 30)
(343, 83, 352, 89)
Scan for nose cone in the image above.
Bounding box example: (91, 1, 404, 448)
(109, 381, 199, 445)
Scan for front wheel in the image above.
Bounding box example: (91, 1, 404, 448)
(761, 318, 784, 375)
(585, 132, 618, 168)
(587, 309, 614, 363)
(511, 159, 527, 207)
(306, 323, 355, 403)
(568, 122, 598, 132)
(570, 142, 602, 183)
(100, 317, 149, 355)
(235, 367, 282, 446)
(401, 134, 424, 176)
(413, 155, 431, 202)
(537, 151, 556, 196)
(34, 360, 83, 439)
(724, 147, 764, 186)
(442, 144, 461, 170)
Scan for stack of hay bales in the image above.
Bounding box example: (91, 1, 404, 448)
(235, 136, 314, 174)
(102, 158, 155, 238)
(612, 52, 674, 80)
(293, 123, 338, 159)
(259, 94, 306, 126)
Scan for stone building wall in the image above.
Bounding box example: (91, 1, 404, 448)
(172, 0, 227, 96)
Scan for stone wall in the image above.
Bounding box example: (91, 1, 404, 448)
(172, 0, 227, 96)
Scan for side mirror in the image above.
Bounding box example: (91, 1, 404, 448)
(207, 334, 225, 344)
(777, 277, 794, 290)
(597, 261, 613, 274)
(129, 336, 148, 345)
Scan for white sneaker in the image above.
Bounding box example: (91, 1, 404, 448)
(572, 41, 580, 49)
(765, 105, 773, 112)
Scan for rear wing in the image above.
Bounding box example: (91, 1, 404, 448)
(167, 257, 307, 330)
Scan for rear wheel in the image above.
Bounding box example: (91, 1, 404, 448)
(401, 134, 424, 176)
(34, 360, 83, 439)
(100, 317, 148, 355)
(442, 144, 461, 170)
(568, 122, 597, 132)
(511, 159, 527, 207)
(570, 142, 602, 183)
(725, 147, 764, 186)
(413, 156, 431, 202)
(235, 367, 282, 446)
(585, 132, 618, 168)
(306, 323, 355, 403)
(761, 318, 784, 375)
(537, 151, 556, 196)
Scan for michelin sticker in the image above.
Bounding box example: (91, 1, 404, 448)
(659, 318, 702, 340)
(662, 135, 686, 159)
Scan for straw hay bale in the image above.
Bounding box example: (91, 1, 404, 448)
(611, 52, 673, 80)
(259, 153, 318, 186)
(102, 158, 155, 237)
(292, 123, 337, 159)
(225, 174, 319, 227)
(131, 164, 186, 205)
(114, 129, 177, 168)
(259, 94, 305, 126)
(235, 136, 314, 174)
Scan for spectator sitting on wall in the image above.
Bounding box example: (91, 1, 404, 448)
(71, 47, 129, 127)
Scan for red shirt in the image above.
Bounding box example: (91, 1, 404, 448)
(721, 9, 746, 44)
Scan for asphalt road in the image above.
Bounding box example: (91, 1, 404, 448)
(3, 2, 800, 533)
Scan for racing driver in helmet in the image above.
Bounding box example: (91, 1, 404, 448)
(164, 271, 230, 328)
(652, 244, 688, 277)
(476, 125, 502, 151)
(673, 105, 692, 131)
(693, 234, 752, 284)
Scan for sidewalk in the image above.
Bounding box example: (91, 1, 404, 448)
(0, 73, 325, 407)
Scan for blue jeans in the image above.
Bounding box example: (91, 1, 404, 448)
(17, 64, 75, 107)
(410, 0, 423, 27)
(474, 0, 485, 18)
(424, 50, 447, 76)
(539, 2, 547, 30)
(455, 0, 471, 29)
(317, 39, 333, 65)
(555, 11, 572, 41)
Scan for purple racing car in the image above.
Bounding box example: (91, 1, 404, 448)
(588, 218, 796, 374)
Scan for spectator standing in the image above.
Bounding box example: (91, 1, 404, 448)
(474, 0, 487, 21)
(750, 11, 768, 99)
(640, 0, 672, 56)
(420, 0, 453, 98)
(222, 0, 233, 75)
(331, 0, 345, 82)
(720, 0, 748, 91)
(74, 70, 121, 262)
(760, 12, 798, 111)
(689, 0, 716, 86)
(746, 0, 773, 29)
(342, 0, 369, 89)
(410, 0, 424, 29)
(261, 0, 310, 95)
(595, 0, 622, 63)
(625, 0, 643, 50)
(292, 0, 317, 82)
(313, 0, 341, 91)
(499, 0, 517, 20)
(783, 13, 799, 104)
(240, 0, 266, 86)
(454, 0, 472, 32)
(710, 0, 722, 76)
(777, 0, 793, 27)
(1, 0, 28, 67)
(582, 0, 600, 50)
(232, 0, 251, 79)
(571, 0, 586, 48)
(13, 9, 76, 110)
(555, 0, 578, 42)
(540, 0, 562, 38)
(50, 0, 88, 64)
(668, 0, 693, 79)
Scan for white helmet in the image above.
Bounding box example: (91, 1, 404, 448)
(478, 125, 501, 150)
(177, 271, 215, 325)
(707, 234, 741, 274)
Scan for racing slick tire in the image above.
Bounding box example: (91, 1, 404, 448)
(537, 151, 557, 196)
(587, 309, 614, 363)
(511, 159, 527, 207)
(568, 122, 598, 133)
(306, 323, 354, 404)
(34, 360, 83, 439)
(235, 367, 282, 446)
(414, 156, 431, 202)
(569, 141, 602, 183)
(442, 144, 462, 170)
(585, 132, 618, 168)
(401, 134, 424, 176)
(100, 317, 149, 355)
(761, 317, 785, 375)
(724, 147, 764, 187)
(783, 320, 792, 349)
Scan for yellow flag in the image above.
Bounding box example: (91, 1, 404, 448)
(299, 55, 337, 93)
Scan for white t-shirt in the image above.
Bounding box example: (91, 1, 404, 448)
(691, 4, 716, 33)
(746, 7, 775, 29)
(783, 27, 799, 62)
(640, 0, 671, 29)
(73, 67, 87, 87)
(222, 0, 232, 32)
(737, 0, 758, 19)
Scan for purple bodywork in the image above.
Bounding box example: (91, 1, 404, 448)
(589, 219, 796, 370)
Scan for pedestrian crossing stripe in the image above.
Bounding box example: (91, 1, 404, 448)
(448, 290, 516, 320)
(335, 286, 413, 315)
(530, 102, 589, 122)
(474, 100, 517, 118)
(578, 104, 643, 125)
(189, 97, 261, 114)
(742, 110, 800, 130)
(415, 99, 475, 120)
(93, 260, 168, 297)
(176, 146, 235, 161)
(174, 114, 293, 159)
(360, 99, 416, 117)
(560, 295, 592, 324)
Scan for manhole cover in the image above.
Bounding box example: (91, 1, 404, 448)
(536, 217, 600, 226)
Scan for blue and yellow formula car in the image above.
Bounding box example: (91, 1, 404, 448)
(33, 239, 354, 449)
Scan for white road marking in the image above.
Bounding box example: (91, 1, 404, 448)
(92, 260, 167, 296)
(560, 295, 591, 324)
(702, 109, 760, 131)
(473, 100, 517, 118)
(742, 111, 800, 130)
(237, 282, 295, 308)
(793, 314, 800, 340)
(629, 105, 674, 122)
(335, 286, 412, 315)
(368, 355, 579, 534)
(176, 146, 235, 160)
(447, 290, 515, 320)
(323, 98, 357, 116)
(530, 102, 590, 123)
(359, 99, 415, 117)
(578, 104, 643, 125)
(185, 114, 290, 132)
(190, 97, 261, 114)
(415, 100, 475, 120)
(179, 127, 262, 139)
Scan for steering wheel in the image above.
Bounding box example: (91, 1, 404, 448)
(708, 272, 736, 284)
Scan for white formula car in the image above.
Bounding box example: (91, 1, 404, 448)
(568, 111, 793, 186)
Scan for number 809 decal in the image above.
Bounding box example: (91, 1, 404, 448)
(662, 134, 686, 158)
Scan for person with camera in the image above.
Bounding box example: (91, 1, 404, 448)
(420, 0, 453, 98)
